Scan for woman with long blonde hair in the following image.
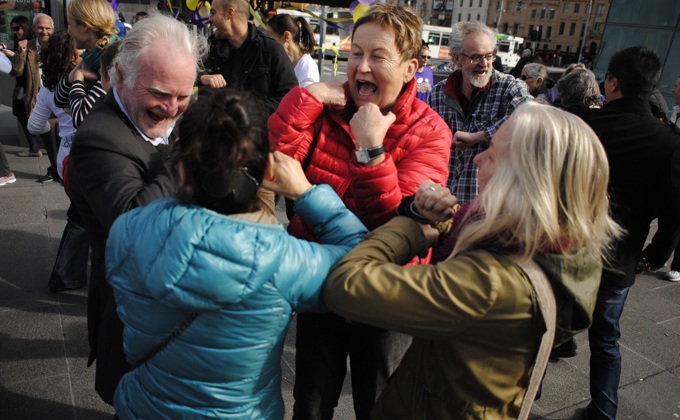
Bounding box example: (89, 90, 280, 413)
(323, 102, 622, 419)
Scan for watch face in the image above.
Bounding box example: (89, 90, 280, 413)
(355, 148, 370, 163)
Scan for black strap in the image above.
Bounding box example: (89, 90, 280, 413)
(131, 312, 199, 370)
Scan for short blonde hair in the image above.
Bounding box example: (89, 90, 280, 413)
(452, 102, 621, 262)
(67, 0, 116, 49)
(353, 3, 423, 62)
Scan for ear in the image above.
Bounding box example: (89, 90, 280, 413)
(264, 153, 275, 181)
(403, 58, 419, 83)
(114, 62, 123, 85)
(451, 52, 463, 70)
(283, 31, 293, 44)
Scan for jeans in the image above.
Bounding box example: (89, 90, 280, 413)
(587, 281, 630, 420)
(292, 312, 411, 420)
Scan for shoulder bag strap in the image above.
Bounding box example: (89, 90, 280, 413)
(516, 259, 557, 420)
(131, 312, 199, 370)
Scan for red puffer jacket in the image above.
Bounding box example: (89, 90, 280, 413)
(269, 79, 452, 256)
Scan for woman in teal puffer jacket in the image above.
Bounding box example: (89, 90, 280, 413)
(105, 89, 368, 419)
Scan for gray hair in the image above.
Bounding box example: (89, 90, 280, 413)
(556, 69, 602, 108)
(110, 14, 208, 90)
(522, 63, 548, 80)
(32, 13, 53, 27)
(449, 21, 497, 56)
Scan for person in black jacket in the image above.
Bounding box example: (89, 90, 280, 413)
(67, 14, 207, 407)
(564, 46, 680, 420)
(200, 0, 297, 115)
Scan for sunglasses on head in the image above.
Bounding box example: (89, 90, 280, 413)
(520, 74, 531, 80)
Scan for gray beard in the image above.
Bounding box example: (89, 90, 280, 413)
(470, 71, 491, 88)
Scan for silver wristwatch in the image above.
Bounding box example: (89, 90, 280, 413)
(355, 145, 385, 164)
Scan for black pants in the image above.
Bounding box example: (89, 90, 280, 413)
(292, 312, 411, 420)
(48, 202, 89, 290)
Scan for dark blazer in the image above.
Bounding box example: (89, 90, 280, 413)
(567, 98, 680, 287)
(202, 23, 297, 115)
(68, 92, 179, 404)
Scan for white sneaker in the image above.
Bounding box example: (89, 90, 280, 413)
(0, 172, 16, 186)
(664, 270, 680, 282)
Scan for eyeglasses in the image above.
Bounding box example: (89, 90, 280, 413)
(11, 27, 21, 32)
(520, 74, 532, 80)
(460, 52, 495, 64)
(420, 55, 431, 59)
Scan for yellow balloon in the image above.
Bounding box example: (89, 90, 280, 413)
(353, 4, 370, 22)
(198, 2, 211, 18)
(186, 0, 199, 11)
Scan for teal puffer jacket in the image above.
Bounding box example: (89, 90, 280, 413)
(106, 185, 367, 419)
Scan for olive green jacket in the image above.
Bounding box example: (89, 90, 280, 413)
(323, 217, 601, 419)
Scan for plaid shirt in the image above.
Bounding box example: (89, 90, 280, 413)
(429, 70, 531, 203)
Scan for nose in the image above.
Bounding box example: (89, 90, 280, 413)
(356, 56, 370, 73)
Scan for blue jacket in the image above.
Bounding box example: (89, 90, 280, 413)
(106, 185, 367, 419)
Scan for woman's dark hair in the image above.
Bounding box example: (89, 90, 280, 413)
(177, 89, 269, 215)
(100, 40, 121, 78)
(39, 31, 78, 91)
(267, 13, 317, 55)
(10, 15, 34, 46)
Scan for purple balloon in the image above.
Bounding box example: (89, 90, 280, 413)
(349, 0, 359, 14)
(358, 0, 375, 4)
(111, 0, 119, 11)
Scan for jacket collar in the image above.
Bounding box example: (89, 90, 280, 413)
(602, 96, 654, 117)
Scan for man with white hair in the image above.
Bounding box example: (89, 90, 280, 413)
(429, 21, 531, 204)
(67, 13, 207, 406)
(9, 13, 59, 181)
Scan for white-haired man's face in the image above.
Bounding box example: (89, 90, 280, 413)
(117, 44, 196, 139)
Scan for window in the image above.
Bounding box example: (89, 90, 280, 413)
(563, 3, 569, 13)
(502, 22, 509, 33)
(428, 33, 441, 47)
(574, 3, 581, 13)
(479, 0, 482, 6)
(477, 14, 481, 20)
(458, 12, 462, 21)
(469, 0, 473, 7)
(531, 9, 537, 19)
(460, 0, 463, 7)
(581, 23, 586, 37)
(559, 21, 565, 35)
(550, 10, 555, 19)
(595, 4, 605, 16)
(528, 24, 534, 37)
(467, 13, 471, 21)
(546, 26, 552, 38)
(569, 22, 576, 36)
(540, 9, 546, 19)
(513, 23, 519, 34)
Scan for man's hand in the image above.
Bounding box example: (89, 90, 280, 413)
(199, 74, 227, 88)
(306, 81, 346, 109)
(71, 62, 99, 84)
(414, 180, 459, 222)
(453, 130, 487, 151)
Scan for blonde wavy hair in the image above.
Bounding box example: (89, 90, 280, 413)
(451, 102, 622, 262)
(67, 0, 116, 50)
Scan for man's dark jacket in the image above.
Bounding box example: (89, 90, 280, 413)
(203, 23, 297, 115)
(68, 92, 179, 404)
(567, 98, 680, 287)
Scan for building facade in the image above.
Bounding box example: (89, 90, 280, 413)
(592, 0, 680, 113)
(486, 0, 611, 65)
